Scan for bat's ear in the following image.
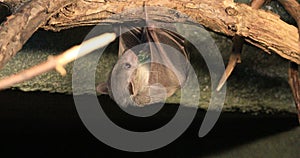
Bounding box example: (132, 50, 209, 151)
(123, 49, 138, 61)
(96, 82, 109, 94)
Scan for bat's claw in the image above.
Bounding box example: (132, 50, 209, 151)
(288, 62, 300, 123)
(217, 36, 244, 91)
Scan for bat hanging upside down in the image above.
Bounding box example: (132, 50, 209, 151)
(96, 21, 190, 107)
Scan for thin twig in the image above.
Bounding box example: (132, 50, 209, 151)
(0, 33, 116, 90)
(216, 0, 266, 91)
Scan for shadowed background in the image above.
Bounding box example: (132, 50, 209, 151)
(0, 0, 300, 156)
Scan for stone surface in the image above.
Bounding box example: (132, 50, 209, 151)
(0, 24, 297, 114)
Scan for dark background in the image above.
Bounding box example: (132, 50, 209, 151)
(0, 90, 299, 157)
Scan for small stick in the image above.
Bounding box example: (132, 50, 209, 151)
(217, 0, 266, 91)
(216, 35, 244, 91)
(0, 33, 116, 90)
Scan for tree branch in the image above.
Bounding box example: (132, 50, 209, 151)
(42, 0, 300, 64)
(0, 0, 299, 69)
(0, 0, 73, 69)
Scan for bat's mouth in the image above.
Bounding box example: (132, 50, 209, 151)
(128, 82, 134, 96)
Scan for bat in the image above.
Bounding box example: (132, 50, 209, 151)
(97, 7, 190, 107)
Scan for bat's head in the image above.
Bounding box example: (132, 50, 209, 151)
(97, 49, 147, 107)
(97, 47, 173, 107)
(97, 50, 181, 107)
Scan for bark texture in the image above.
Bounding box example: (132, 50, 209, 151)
(0, 0, 72, 68)
(0, 0, 299, 68)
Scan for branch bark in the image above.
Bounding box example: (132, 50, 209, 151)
(44, 0, 300, 64)
(1, 0, 300, 68)
(0, 0, 72, 68)
(26, 0, 300, 64)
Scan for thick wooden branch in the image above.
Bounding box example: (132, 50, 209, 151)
(0, 0, 299, 70)
(41, 0, 300, 64)
(0, 0, 72, 68)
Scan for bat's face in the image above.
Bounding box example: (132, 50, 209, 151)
(97, 49, 181, 107)
(97, 47, 171, 107)
(97, 49, 145, 107)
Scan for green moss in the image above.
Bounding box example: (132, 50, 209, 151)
(0, 20, 297, 114)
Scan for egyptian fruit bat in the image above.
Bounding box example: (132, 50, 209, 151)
(97, 11, 190, 107)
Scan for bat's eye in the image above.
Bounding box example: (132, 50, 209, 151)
(123, 63, 131, 69)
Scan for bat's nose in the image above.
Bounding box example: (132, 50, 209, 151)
(0, 2, 12, 24)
